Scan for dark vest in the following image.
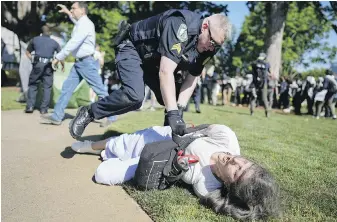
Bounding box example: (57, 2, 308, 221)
(252, 59, 268, 88)
(129, 9, 202, 61)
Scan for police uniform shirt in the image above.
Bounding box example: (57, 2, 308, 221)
(157, 15, 217, 76)
(27, 34, 61, 58)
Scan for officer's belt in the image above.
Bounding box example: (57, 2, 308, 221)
(34, 57, 53, 63)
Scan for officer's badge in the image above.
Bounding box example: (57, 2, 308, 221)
(171, 43, 182, 54)
(177, 24, 188, 42)
(202, 57, 211, 65)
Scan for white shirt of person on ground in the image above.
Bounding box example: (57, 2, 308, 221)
(55, 15, 95, 61)
(95, 124, 240, 198)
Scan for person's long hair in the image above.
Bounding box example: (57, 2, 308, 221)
(200, 163, 280, 220)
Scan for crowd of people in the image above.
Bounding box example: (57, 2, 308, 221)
(196, 55, 337, 119)
(8, 1, 337, 221)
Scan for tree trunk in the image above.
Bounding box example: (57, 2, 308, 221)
(265, 2, 288, 79)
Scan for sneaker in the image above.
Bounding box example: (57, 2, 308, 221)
(25, 107, 34, 113)
(71, 140, 100, 154)
(69, 106, 94, 139)
(149, 107, 156, 111)
(40, 115, 62, 125)
(333, 115, 336, 120)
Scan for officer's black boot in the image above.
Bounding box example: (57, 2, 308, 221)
(69, 106, 94, 139)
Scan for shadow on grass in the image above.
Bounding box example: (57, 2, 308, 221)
(214, 108, 250, 116)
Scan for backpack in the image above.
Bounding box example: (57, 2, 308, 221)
(134, 124, 210, 191)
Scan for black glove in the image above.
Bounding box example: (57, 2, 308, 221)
(166, 110, 186, 136)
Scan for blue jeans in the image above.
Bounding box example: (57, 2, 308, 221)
(52, 56, 108, 121)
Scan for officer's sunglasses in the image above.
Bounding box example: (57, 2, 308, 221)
(208, 22, 221, 50)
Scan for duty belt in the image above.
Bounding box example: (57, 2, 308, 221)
(34, 57, 52, 63)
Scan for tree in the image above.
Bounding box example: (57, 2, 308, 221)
(230, 2, 336, 77)
(265, 2, 288, 80)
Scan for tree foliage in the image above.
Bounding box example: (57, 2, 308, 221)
(230, 2, 336, 77)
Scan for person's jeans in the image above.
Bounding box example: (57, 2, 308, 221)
(52, 56, 108, 121)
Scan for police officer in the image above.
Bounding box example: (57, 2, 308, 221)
(251, 53, 273, 117)
(25, 25, 62, 114)
(69, 9, 232, 140)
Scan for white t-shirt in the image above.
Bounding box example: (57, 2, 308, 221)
(182, 124, 241, 197)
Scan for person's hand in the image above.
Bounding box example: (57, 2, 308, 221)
(166, 110, 186, 136)
(52, 59, 59, 71)
(57, 4, 69, 14)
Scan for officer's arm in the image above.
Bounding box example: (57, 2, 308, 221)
(158, 16, 188, 111)
(159, 56, 178, 111)
(177, 73, 198, 107)
(26, 40, 34, 60)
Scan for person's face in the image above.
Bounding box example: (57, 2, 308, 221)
(70, 3, 84, 20)
(210, 152, 253, 184)
(197, 21, 224, 53)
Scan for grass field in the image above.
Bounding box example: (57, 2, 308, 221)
(2, 87, 337, 221)
(101, 104, 337, 222)
(1, 87, 26, 111)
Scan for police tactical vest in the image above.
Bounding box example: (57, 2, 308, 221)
(129, 9, 202, 61)
(253, 59, 268, 88)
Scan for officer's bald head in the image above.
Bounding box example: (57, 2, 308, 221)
(197, 14, 232, 53)
(207, 14, 232, 44)
(41, 25, 50, 35)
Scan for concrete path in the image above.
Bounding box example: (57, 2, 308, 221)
(1, 110, 152, 222)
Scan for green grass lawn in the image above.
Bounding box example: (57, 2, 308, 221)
(103, 105, 337, 222)
(2, 87, 337, 221)
(1, 87, 26, 110)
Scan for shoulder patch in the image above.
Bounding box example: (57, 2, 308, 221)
(177, 24, 188, 42)
(171, 43, 182, 55)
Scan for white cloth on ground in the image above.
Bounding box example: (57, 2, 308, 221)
(94, 125, 241, 198)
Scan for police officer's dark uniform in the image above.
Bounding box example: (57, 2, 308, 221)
(25, 34, 60, 114)
(251, 55, 272, 117)
(70, 9, 218, 139)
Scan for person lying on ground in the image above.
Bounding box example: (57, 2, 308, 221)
(71, 124, 280, 220)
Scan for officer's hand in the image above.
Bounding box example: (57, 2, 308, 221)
(52, 59, 59, 71)
(57, 4, 68, 13)
(166, 110, 186, 136)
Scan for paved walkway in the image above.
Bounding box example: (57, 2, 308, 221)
(1, 110, 152, 222)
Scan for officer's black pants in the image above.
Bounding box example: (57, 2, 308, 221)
(91, 41, 181, 119)
(26, 62, 53, 111)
